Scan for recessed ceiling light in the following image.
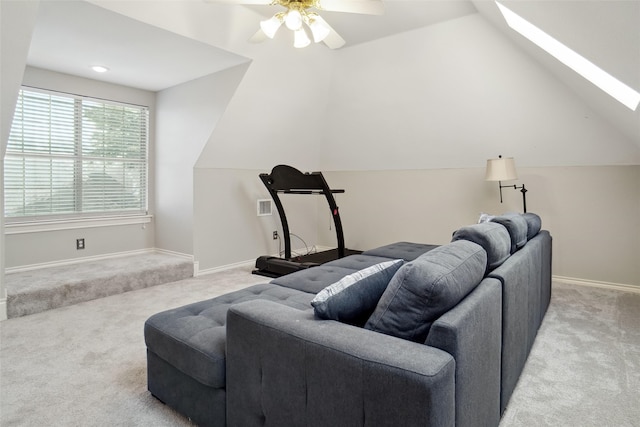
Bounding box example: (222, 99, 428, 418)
(496, 1, 640, 111)
(91, 65, 109, 73)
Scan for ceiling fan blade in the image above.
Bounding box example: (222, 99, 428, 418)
(317, 0, 384, 15)
(313, 16, 345, 49)
(249, 28, 269, 43)
(203, 0, 274, 5)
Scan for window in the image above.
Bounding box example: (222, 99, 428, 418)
(4, 87, 148, 221)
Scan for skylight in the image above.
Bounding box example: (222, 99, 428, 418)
(496, 1, 640, 111)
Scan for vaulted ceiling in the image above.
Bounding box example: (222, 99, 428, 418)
(25, 0, 640, 142)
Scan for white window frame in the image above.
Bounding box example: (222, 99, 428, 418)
(4, 86, 150, 231)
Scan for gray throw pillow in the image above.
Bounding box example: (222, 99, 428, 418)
(365, 240, 487, 343)
(522, 212, 542, 240)
(490, 213, 528, 253)
(311, 259, 404, 325)
(451, 222, 511, 273)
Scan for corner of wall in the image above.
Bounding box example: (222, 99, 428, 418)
(0, 297, 7, 321)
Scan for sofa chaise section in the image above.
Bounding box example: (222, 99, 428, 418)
(144, 283, 315, 426)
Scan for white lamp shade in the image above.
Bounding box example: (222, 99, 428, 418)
(485, 157, 518, 181)
(293, 28, 311, 48)
(260, 16, 283, 39)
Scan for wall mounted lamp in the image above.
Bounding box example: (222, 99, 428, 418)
(485, 155, 528, 213)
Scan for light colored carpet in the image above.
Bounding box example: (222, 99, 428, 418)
(500, 283, 640, 426)
(5, 253, 194, 318)
(0, 266, 264, 426)
(1, 272, 639, 426)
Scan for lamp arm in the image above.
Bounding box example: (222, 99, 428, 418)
(497, 182, 528, 213)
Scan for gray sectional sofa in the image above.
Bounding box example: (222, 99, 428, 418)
(144, 213, 552, 426)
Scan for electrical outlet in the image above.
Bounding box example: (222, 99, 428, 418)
(76, 238, 85, 250)
(273, 231, 278, 240)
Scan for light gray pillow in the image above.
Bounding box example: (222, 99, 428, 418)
(311, 259, 404, 326)
(364, 241, 487, 343)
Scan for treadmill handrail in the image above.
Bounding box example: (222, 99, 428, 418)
(277, 189, 345, 195)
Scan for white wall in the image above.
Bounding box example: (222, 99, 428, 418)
(1, 0, 40, 319)
(321, 14, 639, 170)
(154, 63, 250, 256)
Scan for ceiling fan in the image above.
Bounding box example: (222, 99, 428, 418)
(208, 0, 385, 49)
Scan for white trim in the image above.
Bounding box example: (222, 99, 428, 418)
(0, 298, 7, 321)
(5, 248, 159, 274)
(196, 259, 255, 277)
(153, 248, 194, 261)
(4, 215, 153, 235)
(553, 275, 640, 294)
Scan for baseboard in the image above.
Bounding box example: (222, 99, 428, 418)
(0, 298, 7, 321)
(553, 275, 640, 294)
(4, 248, 192, 275)
(153, 248, 194, 261)
(196, 259, 255, 277)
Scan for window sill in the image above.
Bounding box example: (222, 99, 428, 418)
(4, 215, 152, 235)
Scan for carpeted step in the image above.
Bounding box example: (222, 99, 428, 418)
(5, 253, 193, 318)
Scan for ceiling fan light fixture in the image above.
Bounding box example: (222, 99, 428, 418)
(285, 9, 303, 31)
(260, 14, 284, 38)
(306, 14, 330, 43)
(293, 28, 311, 48)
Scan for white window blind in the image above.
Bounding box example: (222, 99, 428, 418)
(4, 88, 148, 221)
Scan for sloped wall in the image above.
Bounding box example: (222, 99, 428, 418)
(320, 14, 638, 170)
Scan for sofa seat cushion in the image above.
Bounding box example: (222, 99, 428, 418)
(365, 240, 487, 343)
(362, 242, 439, 261)
(311, 259, 405, 325)
(270, 265, 358, 294)
(451, 222, 511, 273)
(144, 283, 313, 388)
(490, 214, 528, 253)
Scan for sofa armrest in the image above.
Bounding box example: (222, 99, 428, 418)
(426, 277, 502, 427)
(226, 300, 456, 427)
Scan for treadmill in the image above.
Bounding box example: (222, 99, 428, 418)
(253, 164, 361, 278)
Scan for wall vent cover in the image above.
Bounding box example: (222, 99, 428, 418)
(257, 199, 273, 216)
